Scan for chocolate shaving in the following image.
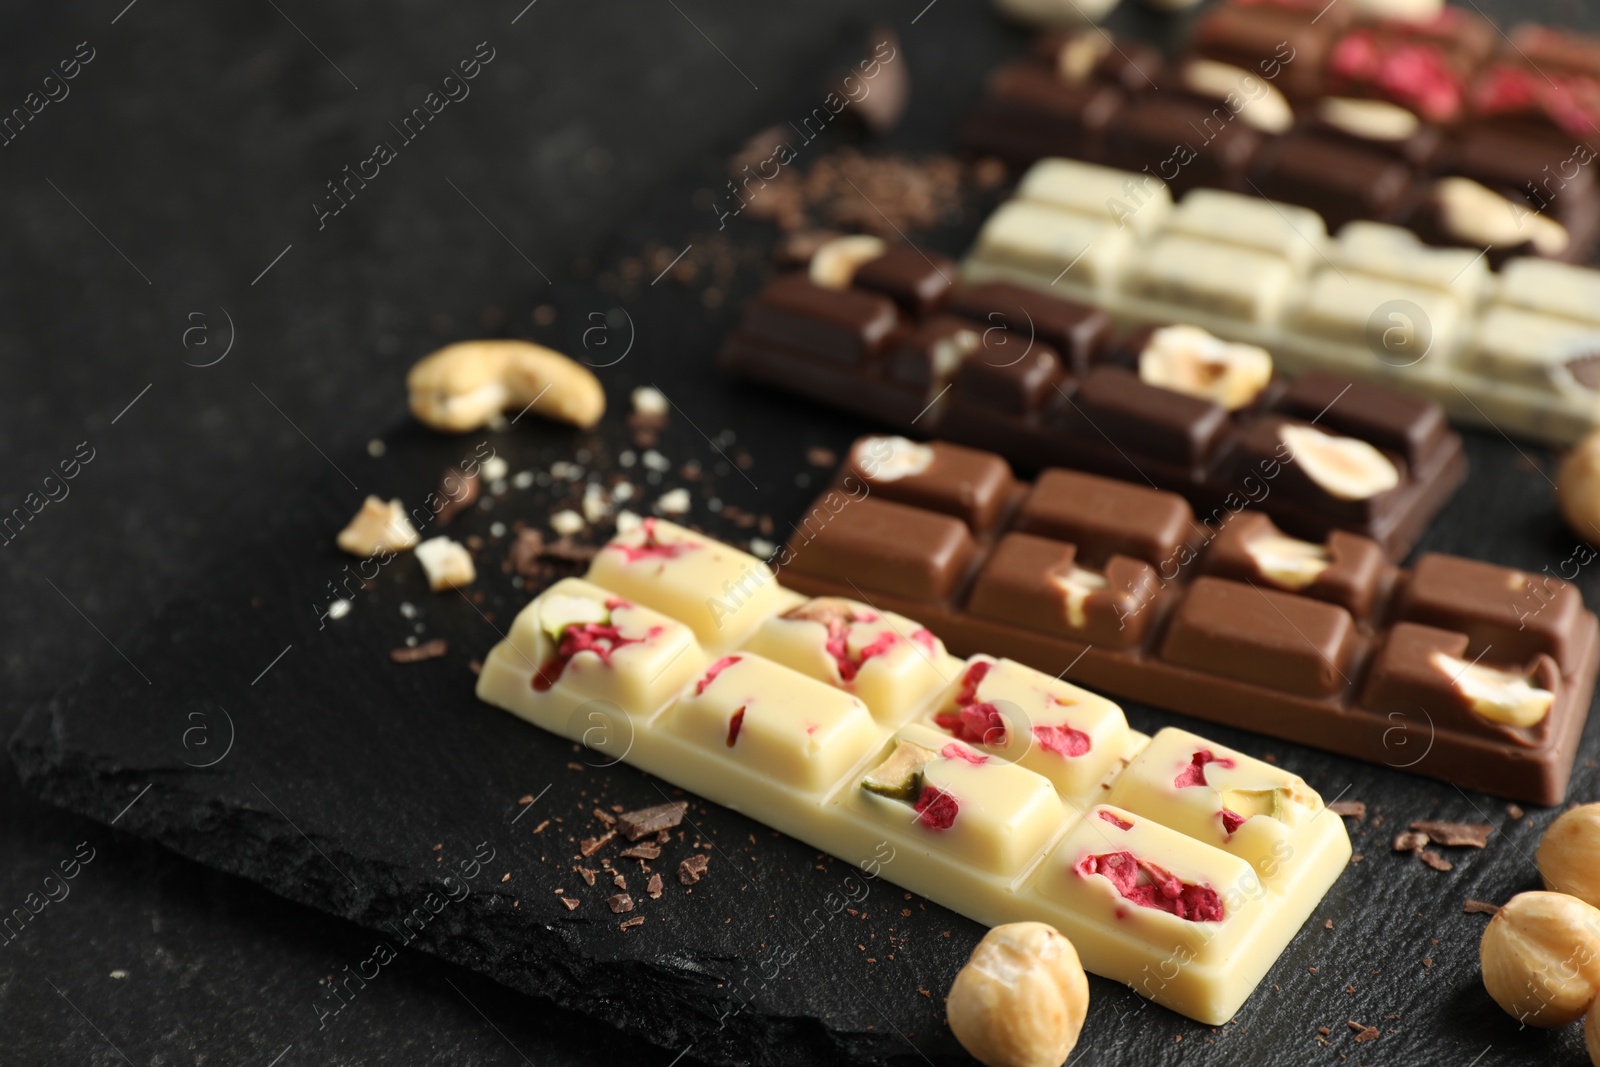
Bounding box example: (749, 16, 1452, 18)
(389, 639, 449, 663)
(619, 916, 645, 931)
(1464, 899, 1501, 916)
(542, 537, 598, 563)
(805, 446, 837, 468)
(561, 897, 580, 912)
(621, 843, 661, 860)
(580, 831, 615, 857)
(647, 873, 664, 899)
(617, 801, 688, 841)
(607, 893, 634, 914)
(1393, 831, 1429, 853)
(593, 808, 616, 827)
(678, 854, 710, 886)
(576, 867, 597, 887)
(613, 872, 627, 890)
(435, 466, 481, 526)
(1409, 820, 1492, 848)
(1418, 849, 1453, 872)
(1347, 1021, 1379, 1044)
(1328, 801, 1366, 821)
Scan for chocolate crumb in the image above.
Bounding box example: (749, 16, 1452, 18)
(390, 639, 449, 663)
(435, 465, 481, 526)
(468, 659, 482, 674)
(542, 537, 599, 564)
(1324, 920, 1333, 930)
(577, 867, 598, 887)
(679, 853, 710, 886)
(621, 843, 661, 860)
(1506, 804, 1525, 820)
(1423, 958, 1433, 967)
(562, 897, 580, 911)
(1409, 820, 1492, 848)
(593, 808, 617, 827)
(1463, 899, 1500, 916)
(1347, 1020, 1379, 1043)
(1317, 1026, 1330, 1036)
(517, 794, 534, 805)
(580, 831, 614, 857)
(607, 893, 634, 914)
(619, 916, 645, 931)
(613, 872, 627, 890)
(647, 873, 663, 899)
(805, 446, 837, 468)
(508, 529, 545, 578)
(533, 820, 550, 834)
(1418, 849, 1453, 872)
(617, 801, 689, 841)
(1329, 801, 1366, 821)
(1393, 831, 1429, 853)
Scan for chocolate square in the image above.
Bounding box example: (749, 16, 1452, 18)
(883, 316, 980, 396)
(845, 438, 1016, 534)
(1249, 133, 1417, 228)
(1014, 469, 1197, 569)
(945, 282, 1111, 376)
(951, 337, 1064, 416)
(1071, 366, 1231, 472)
(1192, 5, 1334, 98)
(1277, 372, 1447, 470)
(853, 246, 957, 316)
(741, 274, 899, 366)
(1159, 576, 1358, 698)
(1104, 97, 1266, 194)
(1031, 29, 1163, 93)
(1202, 512, 1388, 621)
(785, 497, 974, 603)
(965, 533, 1159, 648)
(1395, 554, 1586, 672)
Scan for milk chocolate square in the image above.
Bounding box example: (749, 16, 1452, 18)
(786, 497, 975, 603)
(1072, 366, 1231, 471)
(965, 532, 1159, 649)
(946, 282, 1111, 376)
(1395, 554, 1585, 671)
(1277, 371, 1447, 469)
(1015, 469, 1198, 569)
(1203, 512, 1386, 621)
(846, 437, 1016, 533)
(742, 274, 899, 365)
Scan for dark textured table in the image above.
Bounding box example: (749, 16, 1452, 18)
(4, 2, 1600, 1065)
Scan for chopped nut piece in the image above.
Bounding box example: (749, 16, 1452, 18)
(337, 497, 421, 557)
(1281, 425, 1400, 502)
(631, 386, 668, 418)
(809, 234, 887, 289)
(538, 594, 609, 643)
(1418, 849, 1453, 872)
(607, 893, 635, 914)
(647, 873, 664, 899)
(1318, 96, 1421, 142)
(678, 854, 710, 886)
(1244, 534, 1332, 591)
(1329, 801, 1367, 821)
(390, 639, 448, 663)
(861, 739, 938, 802)
(414, 537, 476, 591)
(1429, 652, 1555, 728)
(1393, 831, 1429, 852)
(616, 801, 688, 841)
(1138, 325, 1273, 410)
(1409, 820, 1492, 848)
(1049, 566, 1108, 630)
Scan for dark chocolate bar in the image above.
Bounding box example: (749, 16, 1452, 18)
(720, 253, 1466, 559)
(775, 437, 1598, 805)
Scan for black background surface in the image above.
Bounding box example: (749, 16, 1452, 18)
(5, 1, 1600, 1065)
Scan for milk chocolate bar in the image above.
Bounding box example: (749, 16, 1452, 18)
(776, 438, 1600, 806)
(962, 157, 1600, 446)
(720, 240, 1465, 558)
(474, 518, 1352, 1023)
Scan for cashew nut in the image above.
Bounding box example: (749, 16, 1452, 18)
(406, 340, 605, 433)
(336, 496, 420, 557)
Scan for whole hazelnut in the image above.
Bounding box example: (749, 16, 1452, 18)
(1539, 804, 1600, 909)
(947, 922, 1089, 1067)
(1556, 431, 1600, 540)
(1480, 891, 1600, 1027)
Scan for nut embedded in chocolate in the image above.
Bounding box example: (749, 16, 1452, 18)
(860, 739, 937, 802)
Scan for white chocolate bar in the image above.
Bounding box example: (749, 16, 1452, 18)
(475, 528, 1352, 1025)
(961, 157, 1600, 445)
(1015, 158, 1174, 240)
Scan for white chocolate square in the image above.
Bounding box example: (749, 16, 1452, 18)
(1333, 221, 1489, 307)
(1288, 269, 1460, 356)
(920, 656, 1130, 801)
(1106, 728, 1324, 882)
(1496, 258, 1600, 328)
(1126, 236, 1294, 325)
(969, 200, 1135, 292)
(1165, 189, 1328, 275)
(475, 577, 705, 744)
(585, 518, 782, 650)
(1032, 804, 1260, 964)
(849, 723, 1070, 877)
(1016, 158, 1173, 239)
(738, 597, 958, 726)
(1466, 306, 1600, 396)
(664, 653, 880, 794)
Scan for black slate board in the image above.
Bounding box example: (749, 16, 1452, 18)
(15, 10, 1600, 1067)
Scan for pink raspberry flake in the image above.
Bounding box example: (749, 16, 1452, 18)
(909, 628, 938, 656)
(913, 785, 959, 830)
(725, 706, 746, 748)
(1097, 809, 1133, 831)
(1220, 809, 1248, 835)
(940, 742, 988, 766)
(955, 659, 992, 705)
(1033, 723, 1092, 758)
(695, 655, 742, 696)
(1074, 851, 1225, 922)
(823, 628, 899, 683)
(608, 518, 696, 563)
(1173, 749, 1236, 790)
(933, 702, 1007, 747)
(532, 622, 650, 692)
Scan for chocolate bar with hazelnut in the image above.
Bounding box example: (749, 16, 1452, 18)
(719, 244, 1466, 560)
(774, 436, 1600, 806)
(473, 516, 1353, 1024)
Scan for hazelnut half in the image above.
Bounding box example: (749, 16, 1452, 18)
(1280, 425, 1400, 502)
(1430, 652, 1555, 728)
(1434, 177, 1570, 257)
(1480, 891, 1600, 1028)
(1539, 804, 1600, 909)
(947, 922, 1089, 1067)
(1139, 325, 1272, 411)
(1557, 430, 1600, 541)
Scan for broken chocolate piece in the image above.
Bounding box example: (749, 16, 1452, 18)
(1418, 849, 1453, 872)
(607, 893, 634, 914)
(647, 873, 664, 899)
(1393, 831, 1428, 852)
(621, 843, 661, 861)
(580, 831, 615, 857)
(389, 639, 449, 663)
(1408, 820, 1491, 848)
(1329, 801, 1367, 821)
(1463, 899, 1500, 916)
(617, 801, 689, 841)
(678, 854, 710, 886)
(561, 896, 580, 911)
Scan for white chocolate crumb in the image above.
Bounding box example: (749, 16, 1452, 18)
(366, 439, 386, 457)
(612, 482, 635, 502)
(631, 386, 669, 417)
(657, 488, 692, 515)
(109, 970, 127, 980)
(415, 537, 476, 591)
(619, 450, 637, 468)
(399, 602, 418, 619)
(642, 450, 671, 473)
(512, 470, 535, 489)
(327, 599, 352, 621)
(551, 460, 581, 481)
(336, 496, 421, 557)
(481, 456, 508, 483)
(615, 510, 643, 534)
(489, 522, 506, 538)
(550, 509, 585, 536)
(582, 483, 611, 524)
(750, 537, 776, 559)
